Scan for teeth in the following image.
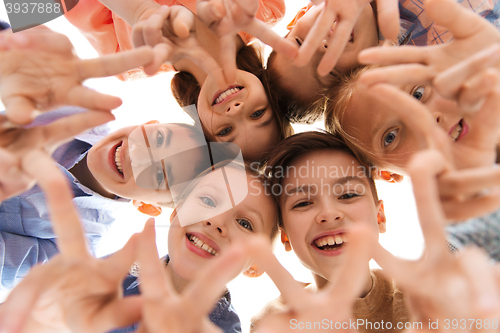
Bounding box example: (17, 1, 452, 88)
(315, 234, 345, 248)
(215, 87, 241, 104)
(188, 234, 217, 256)
(450, 121, 463, 141)
(115, 145, 123, 174)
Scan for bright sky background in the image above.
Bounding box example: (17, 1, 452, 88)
(0, 2, 424, 332)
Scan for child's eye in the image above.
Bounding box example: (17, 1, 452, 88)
(237, 218, 253, 231)
(383, 129, 398, 147)
(156, 130, 165, 147)
(200, 196, 216, 207)
(156, 167, 165, 187)
(411, 86, 425, 100)
(292, 201, 311, 209)
(250, 109, 265, 118)
(217, 127, 232, 137)
(339, 193, 360, 200)
(295, 37, 302, 46)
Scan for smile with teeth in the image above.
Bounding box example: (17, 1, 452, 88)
(114, 144, 123, 174)
(188, 234, 218, 256)
(314, 233, 347, 250)
(213, 87, 243, 105)
(450, 120, 463, 141)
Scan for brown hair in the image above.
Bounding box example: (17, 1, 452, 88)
(266, 50, 333, 124)
(263, 131, 379, 227)
(171, 44, 293, 160)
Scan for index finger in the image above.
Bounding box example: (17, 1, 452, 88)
(295, 2, 335, 67)
(138, 219, 175, 298)
(425, 0, 491, 40)
(375, 0, 400, 41)
(76, 46, 155, 80)
(406, 149, 450, 259)
(324, 226, 375, 301)
(245, 19, 298, 59)
(318, 18, 357, 76)
(21, 150, 89, 258)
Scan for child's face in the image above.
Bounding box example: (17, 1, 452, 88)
(279, 150, 384, 280)
(272, 3, 380, 105)
(87, 123, 202, 204)
(197, 69, 280, 161)
(341, 84, 466, 171)
(167, 167, 277, 281)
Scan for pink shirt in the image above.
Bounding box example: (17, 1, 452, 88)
(65, 0, 285, 80)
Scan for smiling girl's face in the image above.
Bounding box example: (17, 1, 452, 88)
(340, 83, 468, 172)
(167, 165, 277, 281)
(197, 69, 280, 161)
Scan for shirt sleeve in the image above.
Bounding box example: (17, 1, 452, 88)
(0, 231, 58, 290)
(446, 208, 500, 262)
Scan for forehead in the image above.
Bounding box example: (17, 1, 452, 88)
(284, 149, 365, 182)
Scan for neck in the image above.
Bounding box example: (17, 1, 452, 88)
(164, 260, 191, 293)
(68, 155, 116, 199)
(312, 265, 373, 298)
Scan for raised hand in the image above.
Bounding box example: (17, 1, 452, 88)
(366, 82, 500, 221)
(0, 150, 142, 333)
(358, 0, 500, 85)
(132, 5, 228, 89)
(196, 0, 298, 83)
(0, 26, 154, 125)
(0, 109, 114, 201)
(249, 228, 374, 333)
(295, 0, 399, 76)
(135, 219, 248, 333)
(373, 149, 500, 329)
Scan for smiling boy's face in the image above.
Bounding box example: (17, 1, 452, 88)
(279, 150, 385, 281)
(270, 2, 380, 105)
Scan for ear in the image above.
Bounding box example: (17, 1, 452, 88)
(377, 200, 386, 233)
(280, 228, 292, 252)
(133, 200, 162, 217)
(378, 170, 404, 183)
(243, 264, 264, 278)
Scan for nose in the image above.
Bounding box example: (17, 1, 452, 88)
(433, 111, 443, 123)
(203, 219, 227, 236)
(226, 101, 244, 114)
(315, 203, 343, 224)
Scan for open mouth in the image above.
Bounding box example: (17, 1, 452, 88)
(313, 233, 347, 251)
(212, 86, 243, 105)
(449, 119, 466, 141)
(187, 233, 218, 256)
(114, 144, 124, 175)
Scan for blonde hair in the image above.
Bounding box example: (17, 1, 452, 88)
(324, 65, 381, 166)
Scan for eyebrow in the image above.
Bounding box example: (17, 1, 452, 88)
(282, 176, 367, 202)
(165, 127, 172, 147)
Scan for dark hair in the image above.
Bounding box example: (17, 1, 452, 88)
(263, 131, 379, 226)
(266, 51, 333, 124)
(171, 44, 293, 161)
